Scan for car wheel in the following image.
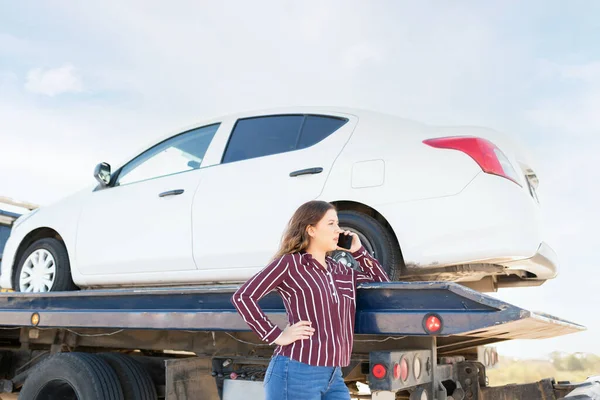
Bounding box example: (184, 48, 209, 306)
(333, 210, 404, 281)
(14, 238, 77, 292)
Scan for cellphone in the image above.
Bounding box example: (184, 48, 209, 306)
(337, 233, 353, 250)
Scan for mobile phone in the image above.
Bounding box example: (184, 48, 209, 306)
(337, 233, 353, 250)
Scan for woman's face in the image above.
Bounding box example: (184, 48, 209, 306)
(307, 208, 343, 252)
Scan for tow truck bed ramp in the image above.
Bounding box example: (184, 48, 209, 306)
(0, 282, 583, 345)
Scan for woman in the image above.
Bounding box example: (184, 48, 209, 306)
(231, 200, 390, 399)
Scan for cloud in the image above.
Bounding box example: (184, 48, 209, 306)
(342, 41, 385, 70)
(25, 64, 83, 96)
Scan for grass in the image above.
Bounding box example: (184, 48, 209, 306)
(487, 353, 599, 386)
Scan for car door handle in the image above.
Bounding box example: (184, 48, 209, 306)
(159, 189, 185, 197)
(289, 167, 324, 177)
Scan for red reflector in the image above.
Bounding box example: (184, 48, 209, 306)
(372, 363, 387, 379)
(426, 315, 441, 331)
(423, 136, 520, 185)
(423, 314, 442, 334)
(393, 363, 400, 380)
(400, 357, 409, 382)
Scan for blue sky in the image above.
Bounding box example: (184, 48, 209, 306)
(1, 1, 599, 359)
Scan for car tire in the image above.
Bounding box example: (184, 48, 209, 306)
(336, 210, 404, 281)
(14, 238, 77, 292)
(19, 352, 124, 400)
(98, 353, 158, 400)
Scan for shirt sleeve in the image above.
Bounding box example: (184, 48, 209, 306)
(351, 246, 391, 284)
(231, 253, 291, 345)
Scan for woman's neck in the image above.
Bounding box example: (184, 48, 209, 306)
(305, 246, 327, 269)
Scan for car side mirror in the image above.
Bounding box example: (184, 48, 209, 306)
(94, 162, 112, 186)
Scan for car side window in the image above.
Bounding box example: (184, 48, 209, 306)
(116, 123, 220, 186)
(222, 116, 303, 164)
(297, 115, 348, 150)
(222, 115, 348, 164)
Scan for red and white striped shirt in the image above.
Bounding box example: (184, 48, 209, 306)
(231, 246, 390, 367)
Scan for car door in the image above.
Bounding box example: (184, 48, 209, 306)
(192, 113, 358, 273)
(75, 123, 221, 276)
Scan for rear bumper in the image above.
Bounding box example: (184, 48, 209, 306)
(503, 241, 559, 280)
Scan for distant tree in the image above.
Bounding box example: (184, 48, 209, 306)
(550, 352, 566, 371)
(565, 354, 585, 371)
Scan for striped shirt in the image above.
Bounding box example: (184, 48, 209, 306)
(231, 246, 390, 367)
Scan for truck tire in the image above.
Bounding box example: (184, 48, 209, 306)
(98, 353, 158, 400)
(335, 210, 404, 280)
(19, 352, 124, 400)
(14, 238, 77, 293)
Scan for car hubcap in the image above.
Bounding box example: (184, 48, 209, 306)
(332, 228, 376, 270)
(19, 249, 56, 293)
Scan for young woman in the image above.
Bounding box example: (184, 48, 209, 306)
(231, 200, 390, 399)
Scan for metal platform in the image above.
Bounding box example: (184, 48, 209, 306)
(355, 281, 584, 338)
(0, 282, 584, 348)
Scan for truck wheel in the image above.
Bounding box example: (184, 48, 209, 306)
(410, 387, 430, 400)
(333, 210, 404, 280)
(19, 352, 124, 400)
(14, 238, 77, 292)
(98, 353, 158, 400)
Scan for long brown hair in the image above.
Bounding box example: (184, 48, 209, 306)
(272, 200, 336, 261)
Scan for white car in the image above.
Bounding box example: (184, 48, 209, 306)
(1, 107, 557, 293)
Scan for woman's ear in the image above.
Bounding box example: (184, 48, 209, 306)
(306, 225, 314, 238)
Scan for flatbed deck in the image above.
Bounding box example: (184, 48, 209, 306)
(0, 281, 583, 355)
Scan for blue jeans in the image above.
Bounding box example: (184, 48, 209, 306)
(264, 355, 351, 400)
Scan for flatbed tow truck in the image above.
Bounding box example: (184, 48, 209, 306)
(0, 201, 597, 399)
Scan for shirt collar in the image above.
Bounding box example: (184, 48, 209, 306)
(299, 251, 330, 271)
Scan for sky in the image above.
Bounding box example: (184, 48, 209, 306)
(1, 1, 599, 359)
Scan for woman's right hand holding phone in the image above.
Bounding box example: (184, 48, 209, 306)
(274, 321, 315, 346)
(336, 230, 361, 253)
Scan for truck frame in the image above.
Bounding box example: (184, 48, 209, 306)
(0, 281, 596, 399)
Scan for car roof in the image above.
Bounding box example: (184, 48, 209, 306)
(182, 106, 377, 127)
(112, 106, 400, 170)
(113, 106, 532, 172)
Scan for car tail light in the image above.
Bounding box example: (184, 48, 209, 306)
(423, 136, 521, 186)
(372, 363, 387, 379)
(423, 313, 442, 334)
